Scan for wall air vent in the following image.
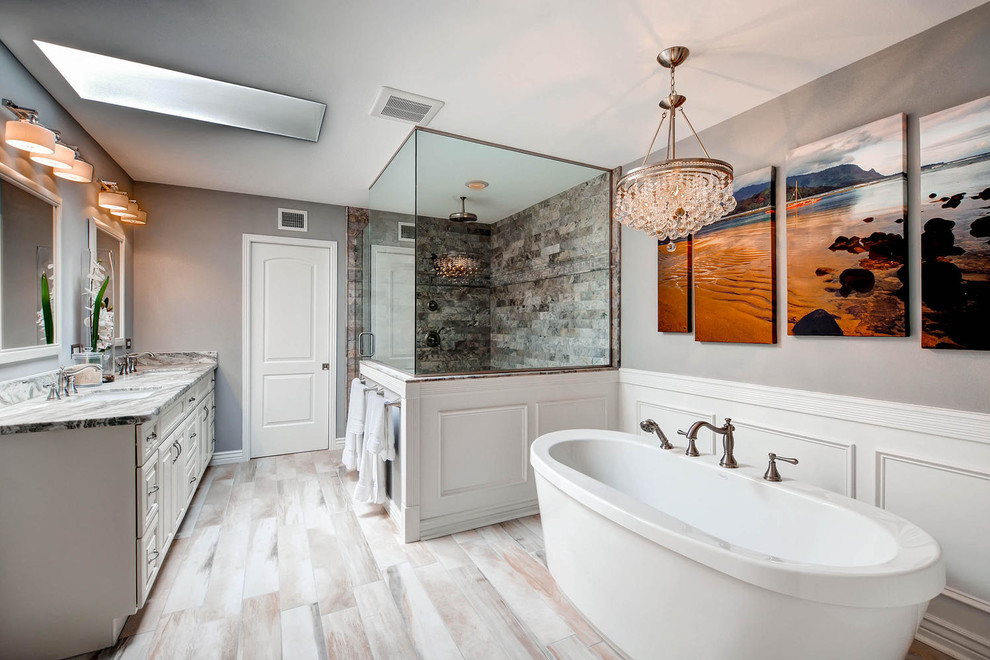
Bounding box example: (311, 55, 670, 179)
(278, 208, 308, 232)
(371, 86, 444, 126)
(398, 222, 415, 242)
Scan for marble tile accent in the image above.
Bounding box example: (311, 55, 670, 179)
(346, 206, 370, 410)
(93, 450, 939, 660)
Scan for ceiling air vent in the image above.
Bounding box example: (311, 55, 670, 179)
(371, 86, 444, 125)
(278, 208, 308, 232)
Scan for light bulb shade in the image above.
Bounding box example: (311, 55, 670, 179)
(127, 209, 147, 225)
(112, 199, 139, 219)
(98, 190, 129, 211)
(54, 157, 93, 183)
(30, 142, 75, 169)
(4, 119, 56, 154)
(615, 158, 736, 240)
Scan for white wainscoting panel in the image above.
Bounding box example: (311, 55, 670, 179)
(536, 397, 609, 436)
(733, 421, 855, 497)
(878, 452, 990, 608)
(635, 400, 717, 455)
(618, 368, 990, 659)
(438, 405, 528, 497)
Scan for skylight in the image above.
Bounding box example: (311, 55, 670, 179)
(35, 41, 326, 142)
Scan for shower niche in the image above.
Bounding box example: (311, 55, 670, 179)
(363, 128, 614, 376)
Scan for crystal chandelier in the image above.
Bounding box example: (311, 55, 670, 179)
(615, 47, 735, 242)
(432, 251, 481, 279)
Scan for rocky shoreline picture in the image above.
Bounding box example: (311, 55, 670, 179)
(920, 95, 990, 350)
(785, 114, 908, 336)
(694, 167, 776, 343)
(657, 237, 691, 333)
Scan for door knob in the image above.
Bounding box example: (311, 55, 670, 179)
(322, 363, 329, 370)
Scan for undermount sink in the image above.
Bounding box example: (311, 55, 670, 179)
(82, 389, 160, 402)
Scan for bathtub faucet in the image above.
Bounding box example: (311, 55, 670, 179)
(640, 419, 674, 450)
(679, 418, 738, 468)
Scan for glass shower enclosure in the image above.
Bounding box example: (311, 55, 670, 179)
(362, 128, 613, 376)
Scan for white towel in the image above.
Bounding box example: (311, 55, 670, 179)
(343, 378, 368, 470)
(354, 390, 388, 504)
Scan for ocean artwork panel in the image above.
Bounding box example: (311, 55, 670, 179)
(657, 236, 691, 333)
(785, 114, 907, 337)
(919, 95, 990, 351)
(694, 166, 776, 344)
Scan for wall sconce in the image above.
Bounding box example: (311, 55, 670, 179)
(53, 146, 93, 183)
(2, 98, 56, 154)
(98, 180, 129, 211)
(29, 130, 75, 170)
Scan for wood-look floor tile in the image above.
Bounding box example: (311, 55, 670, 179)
(480, 525, 600, 646)
(162, 525, 221, 614)
(239, 592, 281, 660)
(301, 478, 333, 529)
(223, 482, 256, 532)
(500, 518, 545, 555)
(294, 453, 319, 481)
(447, 565, 546, 660)
(201, 522, 250, 621)
(233, 460, 257, 485)
(196, 614, 241, 660)
(317, 473, 350, 513)
(424, 534, 474, 570)
(251, 476, 278, 520)
(352, 581, 418, 660)
(415, 562, 511, 660)
(322, 608, 373, 660)
(456, 528, 573, 646)
(549, 635, 599, 660)
(243, 517, 279, 598)
(277, 523, 319, 611)
(92, 630, 154, 660)
(520, 515, 544, 540)
(254, 457, 277, 479)
(308, 525, 356, 614)
(276, 479, 305, 527)
(384, 562, 462, 659)
(197, 477, 234, 529)
(332, 511, 381, 587)
(281, 602, 329, 660)
(148, 608, 198, 660)
(275, 454, 298, 480)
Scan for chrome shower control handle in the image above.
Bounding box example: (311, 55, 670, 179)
(763, 453, 798, 482)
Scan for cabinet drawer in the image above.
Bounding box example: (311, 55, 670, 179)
(137, 512, 161, 607)
(186, 379, 209, 412)
(138, 452, 160, 538)
(159, 398, 185, 437)
(136, 420, 161, 464)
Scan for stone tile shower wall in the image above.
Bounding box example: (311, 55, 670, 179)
(415, 217, 492, 373)
(490, 173, 611, 369)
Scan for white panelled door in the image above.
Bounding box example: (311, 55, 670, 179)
(249, 240, 332, 458)
(371, 245, 414, 369)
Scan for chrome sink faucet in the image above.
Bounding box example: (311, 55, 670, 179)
(679, 418, 738, 468)
(118, 352, 156, 375)
(48, 364, 102, 399)
(640, 419, 674, 450)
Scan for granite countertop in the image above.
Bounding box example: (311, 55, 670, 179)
(0, 353, 217, 435)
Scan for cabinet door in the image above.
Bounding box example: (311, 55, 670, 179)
(198, 398, 210, 478)
(157, 435, 177, 549)
(170, 424, 189, 535)
(207, 391, 216, 463)
(183, 416, 200, 504)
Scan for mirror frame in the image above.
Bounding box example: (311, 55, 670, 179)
(0, 161, 62, 365)
(88, 217, 126, 347)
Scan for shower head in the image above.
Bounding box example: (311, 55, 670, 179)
(449, 196, 478, 222)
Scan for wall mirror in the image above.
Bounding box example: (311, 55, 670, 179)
(88, 218, 125, 345)
(0, 164, 61, 364)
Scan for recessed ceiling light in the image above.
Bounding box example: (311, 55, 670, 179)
(35, 40, 326, 142)
(465, 180, 489, 190)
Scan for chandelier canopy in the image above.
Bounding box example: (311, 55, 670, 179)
(615, 47, 735, 241)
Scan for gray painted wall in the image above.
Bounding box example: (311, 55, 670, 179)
(0, 41, 134, 382)
(621, 4, 990, 412)
(132, 183, 348, 452)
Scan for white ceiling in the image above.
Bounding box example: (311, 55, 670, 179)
(0, 0, 983, 209)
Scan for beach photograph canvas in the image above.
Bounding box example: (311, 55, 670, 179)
(920, 95, 990, 351)
(694, 166, 776, 344)
(657, 237, 691, 333)
(785, 114, 907, 337)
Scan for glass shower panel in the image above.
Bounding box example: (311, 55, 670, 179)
(414, 130, 611, 374)
(366, 133, 417, 372)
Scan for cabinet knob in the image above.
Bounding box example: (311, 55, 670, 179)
(190, 432, 197, 439)
(189, 476, 196, 484)
(146, 431, 157, 443)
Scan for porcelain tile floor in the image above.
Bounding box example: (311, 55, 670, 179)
(75, 449, 952, 660)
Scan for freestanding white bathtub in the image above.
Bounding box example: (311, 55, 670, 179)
(531, 429, 945, 660)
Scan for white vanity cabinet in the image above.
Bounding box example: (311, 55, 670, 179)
(0, 362, 218, 659)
